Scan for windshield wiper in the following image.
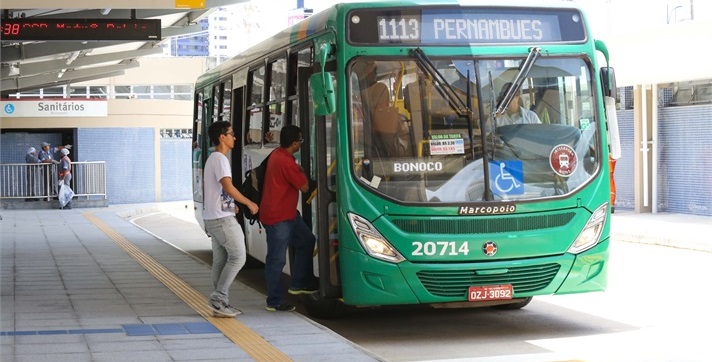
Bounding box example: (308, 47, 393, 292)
(494, 47, 541, 115)
(411, 48, 480, 162)
(411, 48, 475, 119)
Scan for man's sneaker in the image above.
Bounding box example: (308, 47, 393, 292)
(223, 303, 243, 315)
(266, 303, 296, 312)
(209, 300, 243, 317)
(288, 286, 318, 295)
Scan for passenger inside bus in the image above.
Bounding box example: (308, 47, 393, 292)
(355, 61, 409, 159)
(403, 71, 481, 158)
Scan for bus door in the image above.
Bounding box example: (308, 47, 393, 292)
(298, 65, 342, 299)
(193, 86, 213, 204)
(230, 86, 245, 202)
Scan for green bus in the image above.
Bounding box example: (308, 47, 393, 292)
(192, 1, 620, 318)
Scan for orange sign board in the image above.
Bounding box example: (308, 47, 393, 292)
(175, 0, 205, 9)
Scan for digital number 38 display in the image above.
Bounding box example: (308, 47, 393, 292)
(1, 18, 161, 41)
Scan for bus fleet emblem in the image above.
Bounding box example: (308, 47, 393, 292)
(482, 241, 498, 256)
(549, 144, 578, 177)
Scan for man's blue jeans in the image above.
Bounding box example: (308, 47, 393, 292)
(204, 216, 246, 305)
(264, 213, 316, 307)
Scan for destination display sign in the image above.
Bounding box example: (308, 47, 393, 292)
(1, 18, 161, 41)
(348, 7, 586, 45)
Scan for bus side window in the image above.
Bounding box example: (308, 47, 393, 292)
(247, 108, 263, 145)
(246, 66, 265, 146)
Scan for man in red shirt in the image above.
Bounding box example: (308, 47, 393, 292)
(260, 125, 317, 312)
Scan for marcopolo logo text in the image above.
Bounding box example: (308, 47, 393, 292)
(458, 204, 516, 215)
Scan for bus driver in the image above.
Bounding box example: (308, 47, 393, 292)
(491, 82, 541, 127)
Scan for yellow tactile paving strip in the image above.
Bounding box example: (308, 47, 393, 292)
(84, 212, 292, 362)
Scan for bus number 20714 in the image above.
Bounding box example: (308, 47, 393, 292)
(412, 241, 470, 256)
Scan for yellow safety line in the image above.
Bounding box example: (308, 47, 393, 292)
(84, 212, 292, 362)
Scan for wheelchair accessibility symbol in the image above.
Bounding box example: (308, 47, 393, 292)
(4, 104, 15, 114)
(489, 160, 524, 196)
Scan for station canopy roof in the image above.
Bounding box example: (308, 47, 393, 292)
(1, 0, 247, 96)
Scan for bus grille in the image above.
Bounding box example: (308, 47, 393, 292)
(392, 212, 575, 234)
(416, 263, 561, 297)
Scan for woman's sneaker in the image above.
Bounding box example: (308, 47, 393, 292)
(209, 300, 243, 317)
(265, 302, 296, 312)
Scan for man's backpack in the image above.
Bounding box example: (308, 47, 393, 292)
(237, 154, 271, 223)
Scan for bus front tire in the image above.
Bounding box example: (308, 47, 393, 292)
(303, 293, 346, 319)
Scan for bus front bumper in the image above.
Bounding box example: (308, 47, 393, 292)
(339, 239, 609, 306)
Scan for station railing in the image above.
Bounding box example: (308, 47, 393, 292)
(0, 161, 107, 201)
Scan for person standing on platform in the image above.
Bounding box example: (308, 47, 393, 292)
(58, 148, 73, 209)
(203, 120, 258, 317)
(38, 142, 71, 197)
(260, 124, 317, 312)
(38, 142, 72, 164)
(25, 147, 40, 201)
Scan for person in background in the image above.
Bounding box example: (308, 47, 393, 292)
(203, 120, 259, 317)
(39, 142, 72, 195)
(260, 124, 317, 312)
(58, 148, 72, 209)
(25, 147, 40, 201)
(38, 142, 71, 164)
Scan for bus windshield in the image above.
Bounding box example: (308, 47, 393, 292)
(349, 56, 600, 203)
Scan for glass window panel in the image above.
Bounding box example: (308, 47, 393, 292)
(348, 58, 599, 203)
(43, 86, 65, 97)
(193, 92, 204, 202)
(174, 85, 193, 93)
(213, 85, 221, 123)
(291, 99, 299, 126)
(269, 58, 287, 102)
(133, 86, 150, 94)
(69, 86, 88, 98)
(266, 101, 285, 146)
(298, 47, 312, 68)
(89, 86, 107, 99)
(115, 85, 131, 94)
(250, 66, 265, 105)
(246, 107, 263, 146)
(223, 79, 232, 122)
(153, 85, 171, 94)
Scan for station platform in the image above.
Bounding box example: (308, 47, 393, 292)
(0, 204, 379, 362)
(2, 202, 710, 362)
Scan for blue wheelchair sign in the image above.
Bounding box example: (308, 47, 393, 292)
(489, 160, 524, 196)
(4, 104, 15, 114)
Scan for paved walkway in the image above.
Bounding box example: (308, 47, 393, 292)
(1, 202, 710, 361)
(0, 205, 379, 362)
(610, 210, 712, 253)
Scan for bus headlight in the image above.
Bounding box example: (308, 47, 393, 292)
(568, 203, 608, 254)
(348, 213, 405, 263)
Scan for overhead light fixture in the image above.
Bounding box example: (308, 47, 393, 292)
(8, 64, 20, 76)
(66, 51, 80, 65)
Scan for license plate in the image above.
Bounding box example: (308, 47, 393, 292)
(468, 284, 513, 301)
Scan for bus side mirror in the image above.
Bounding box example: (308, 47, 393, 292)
(310, 72, 336, 116)
(600, 66, 618, 102)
